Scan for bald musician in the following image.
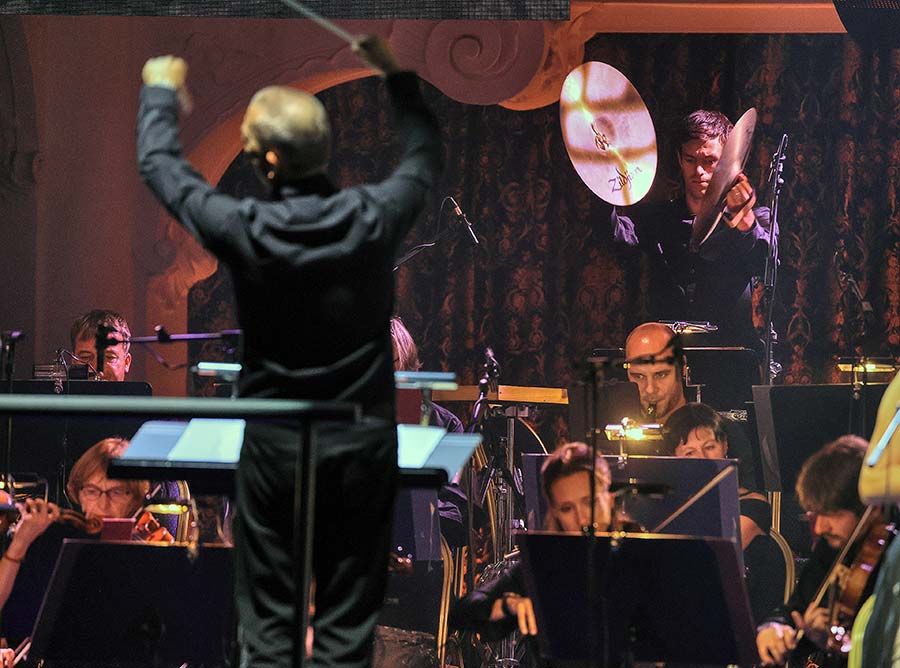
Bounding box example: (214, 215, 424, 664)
(611, 110, 775, 348)
(624, 322, 687, 423)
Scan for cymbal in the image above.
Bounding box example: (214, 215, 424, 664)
(658, 320, 719, 335)
(692, 107, 757, 250)
(560, 62, 657, 206)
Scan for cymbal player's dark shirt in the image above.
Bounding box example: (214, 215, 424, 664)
(611, 198, 774, 347)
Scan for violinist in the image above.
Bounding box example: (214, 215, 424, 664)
(65, 437, 149, 521)
(756, 436, 870, 667)
(0, 492, 60, 613)
(0, 438, 154, 644)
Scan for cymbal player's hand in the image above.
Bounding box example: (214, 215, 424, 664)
(756, 621, 797, 666)
(724, 172, 757, 232)
(8, 498, 60, 555)
(0, 647, 13, 668)
(791, 601, 830, 649)
(351, 35, 399, 76)
(142, 55, 193, 114)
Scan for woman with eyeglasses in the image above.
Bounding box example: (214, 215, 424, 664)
(66, 438, 149, 521)
(0, 438, 156, 646)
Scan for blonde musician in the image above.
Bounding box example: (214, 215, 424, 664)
(448, 442, 619, 642)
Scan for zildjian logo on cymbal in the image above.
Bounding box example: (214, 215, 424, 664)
(609, 165, 643, 193)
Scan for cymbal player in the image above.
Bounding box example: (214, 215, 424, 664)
(610, 110, 776, 348)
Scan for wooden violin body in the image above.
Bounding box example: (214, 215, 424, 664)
(827, 509, 896, 654)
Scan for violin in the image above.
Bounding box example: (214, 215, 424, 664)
(55, 507, 174, 543)
(788, 505, 896, 666)
(826, 507, 896, 654)
(55, 508, 103, 535)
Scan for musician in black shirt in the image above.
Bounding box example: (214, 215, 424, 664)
(137, 35, 442, 668)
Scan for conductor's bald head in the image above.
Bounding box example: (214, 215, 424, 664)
(241, 86, 331, 185)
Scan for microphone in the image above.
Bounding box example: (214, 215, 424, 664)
(768, 133, 788, 187)
(448, 196, 480, 245)
(485, 346, 499, 368)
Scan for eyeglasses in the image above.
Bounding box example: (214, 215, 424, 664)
(79, 485, 132, 501)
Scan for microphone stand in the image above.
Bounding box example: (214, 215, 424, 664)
(465, 350, 500, 595)
(762, 134, 787, 386)
(394, 196, 480, 272)
(838, 264, 877, 436)
(582, 353, 617, 668)
(393, 225, 460, 272)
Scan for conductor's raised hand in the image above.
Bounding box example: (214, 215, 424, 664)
(142, 55, 193, 114)
(351, 35, 399, 76)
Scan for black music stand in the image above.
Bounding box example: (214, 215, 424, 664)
(518, 532, 757, 667)
(378, 488, 445, 635)
(682, 346, 760, 409)
(0, 394, 358, 668)
(28, 540, 233, 667)
(753, 382, 889, 554)
(522, 454, 741, 544)
(753, 383, 888, 493)
(2, 380, 152, 501)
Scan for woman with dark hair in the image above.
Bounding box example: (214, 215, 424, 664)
(664, 402, 786, 624)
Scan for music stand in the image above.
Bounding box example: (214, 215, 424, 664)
(2, 380, 152, 501)
(682, 347, 760, 409)
(28, 540, 233, 667)
(378, 487, 444, 635)
(0, 393, 357, 668)
(522, 454, 741, 544)
(111, 419, 478, 493)
(518, 532, 757, 667)
(753, 383, 888, 493)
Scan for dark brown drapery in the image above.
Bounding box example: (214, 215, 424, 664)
(189, 34, 900, 418)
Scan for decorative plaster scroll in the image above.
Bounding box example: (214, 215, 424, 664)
(499, 16, 591, 111)
(418, 21, 546, 105)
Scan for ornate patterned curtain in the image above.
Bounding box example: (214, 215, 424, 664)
(189, 34, 900, 419)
